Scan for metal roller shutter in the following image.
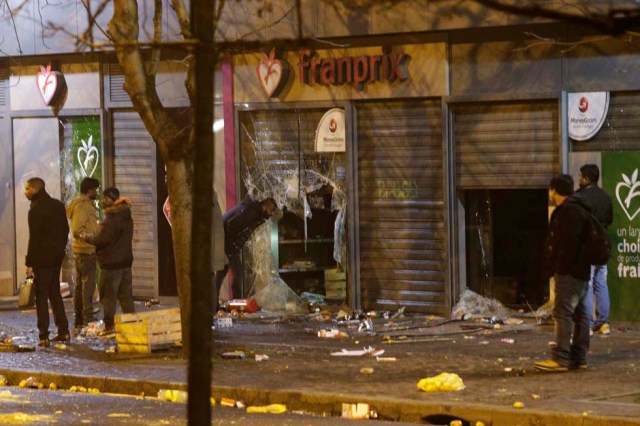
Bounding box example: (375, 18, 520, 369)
(454, 101, 559, 188)
(572, 92, 640, 152)
(357, 100, 446, 314)
(112, 111, 158, 299)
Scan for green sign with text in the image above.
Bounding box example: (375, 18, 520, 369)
(602, 152, 640, 321)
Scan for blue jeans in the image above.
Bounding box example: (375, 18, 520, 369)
(99, 268, 135, 330)
(585, 264, 610, 328)
(552, 274, 590, 367)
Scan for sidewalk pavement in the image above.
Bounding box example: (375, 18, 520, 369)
(1, 298, 640, 425)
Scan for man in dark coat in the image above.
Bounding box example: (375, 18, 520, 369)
(574, 164, 613, 335)
(24, 177, 70, 347)
(212, 196, 277, 312)
(535, 174, 591, 372)
(82, 187, 135, 335)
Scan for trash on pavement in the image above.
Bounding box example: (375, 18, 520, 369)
(341, 402, 370, 419)
(54, 343, 67, 350)
(221, 397, 245, 408)
(513, 401, 525, 408)
(501, 338, 515, 344)
(358, 318, 374, 333)
(417, 372, 465, 392)
(0, 375, 6, 386)
(228, 298, 260, 313)
(221, 351, 247, 360)
(246, 403, 287, 414)
(318, 329, 347, 339)
(215, 317, 233, 328)
(49, 383, 58, 390)
(84, 320, 105, 337)
(452, 289, 510, 320)
(158, 389, 188, 403)
(360, 367, 374, 374)
(450, 420, 463, 426)
(255, 354, 269, 362)
(330, 347, 384, 357)
(505, 318, 524, 325)
(20, 376, 43, 389)
(376, 357, 397, 362)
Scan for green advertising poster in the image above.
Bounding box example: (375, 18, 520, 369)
(602, 152, 640, 321)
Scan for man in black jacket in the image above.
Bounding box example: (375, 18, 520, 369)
(575, 164, 613, 335)
(213, 196, 277, 312)
(535, 174, 591, 372)
(24, 177, 70, 347)
(82, 187, 135, 335)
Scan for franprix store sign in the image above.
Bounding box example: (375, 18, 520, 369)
(256, 47, 411, 98)
(602, 152, 640, 321)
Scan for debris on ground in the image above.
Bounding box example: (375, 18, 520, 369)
(452, 289, 510, 320)
(417, 372, 465, 392)
(330, 347, 384, 357)
(246, 403, 287, 414)
(158, 389, 188, 403)
(341, 403, 372, 420)
(317, 329, 347, 339)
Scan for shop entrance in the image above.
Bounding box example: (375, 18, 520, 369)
(464, 189, 548, 308)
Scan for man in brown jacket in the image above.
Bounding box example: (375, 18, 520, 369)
(66, 177, 99, 331)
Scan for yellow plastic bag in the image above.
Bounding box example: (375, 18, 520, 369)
(246, 403, 287, 414)
(417, 372, 465, 392)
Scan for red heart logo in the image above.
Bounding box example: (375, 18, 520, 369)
(36, 64, 58, 105)
(257, 49, 284, 97)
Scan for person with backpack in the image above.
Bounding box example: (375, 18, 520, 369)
(575, 164, 613, 335)
(535, 174, 591, 372)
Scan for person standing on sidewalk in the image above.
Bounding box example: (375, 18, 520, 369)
(535, 174, 591, 372)
(212, 196, 277, 312)
(24, 177, 70, 347)
(81, 187, 135, 335)
(66, 177, 100, 333)
(575, 164, 613, 335)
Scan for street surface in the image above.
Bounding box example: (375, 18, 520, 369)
(0, 387, 417, 425)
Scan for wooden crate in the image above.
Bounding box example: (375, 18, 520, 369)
(115, 308, 182, 353)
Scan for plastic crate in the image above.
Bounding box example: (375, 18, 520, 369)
(115, 308, 182, 353)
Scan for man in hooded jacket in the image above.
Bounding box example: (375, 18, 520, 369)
(82, 186, 135, 335)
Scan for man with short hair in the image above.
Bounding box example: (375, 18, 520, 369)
(575, 164, 613, 335)
(535, 174, 591, 372)
(67, 177, 100, 331)
(24, 177, 70, 347)
(82, 186, 135, 335)
(213, 196, 277, 312)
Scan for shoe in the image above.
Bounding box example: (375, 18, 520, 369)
(38, 338, 50, 348)
(534, 359, 568, 372)
(594, 323, 610, 335)
(98, 328, 115, 337)
(51, 334, 71, 343)
(569, 362, 588, 370)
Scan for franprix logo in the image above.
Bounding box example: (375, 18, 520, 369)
(77, 135, 99, 178)
(616, 168, 640, 221)
(579, 97, 589, 113)
(36, 64, 67, 106)
(257, 49, 289, 98)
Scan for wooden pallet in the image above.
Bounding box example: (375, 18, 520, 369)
(115, 308, 182, 353)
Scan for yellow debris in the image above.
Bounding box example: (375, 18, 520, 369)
(513, 401, 525, 409)
(246, 403, 287, 414)
(417, 372, 465, 392)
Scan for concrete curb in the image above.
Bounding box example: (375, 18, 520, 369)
(1, 368, 639, 425)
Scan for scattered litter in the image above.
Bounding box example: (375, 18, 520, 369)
(530, 393, 540, 400)
(360, 367, 374, 375)
(341, 403, 371, 419)
(479, 341, 489, 345)
(54, 343, 67, 350)
(19, 377, 42, 389)
(83, 320, 105, 337)
(500, 338, 515, 344)
(158, 389, 188, 403)
(376, 357, 397, 362)
(505, 318, 524, 325)
(228, 298, 260, 314)
(49, 383, 58, 390)
(417, 372, 465, 392)
(513, 401, 525, 409)
(330, 347, 384, 357)
(358, 318, 374, 333)
(221, 351, 247, 360)
(246, 403, 287, 414)
(452, 289, 510, 320)
(215, 317, 233, 328)
(0, 375, 6, 386)
(107, 413, 131, 418)
(318, 329, 347, 339)
(450, 420, 463, 426)
(255, 354, 269, 362)
(221, 397, 245, 408)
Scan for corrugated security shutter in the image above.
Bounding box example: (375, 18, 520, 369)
(572, 92, 640, 152)
(108, 62, 131, 104)
(454, 101, 559, 188)
(112, 111, 158, 298)
(357, 100, 446, 314)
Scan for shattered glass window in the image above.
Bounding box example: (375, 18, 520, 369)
(238, 109, 348, 311)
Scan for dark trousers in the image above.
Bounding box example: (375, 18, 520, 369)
(552, 273, 590, 367)
(212, 254, 243, 313)
(99, 268, 135, 329)
(73, 253, 97, 327)
(33, 265, 69, 340)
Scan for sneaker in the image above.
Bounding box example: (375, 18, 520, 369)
(38, 338, 50, 348)
(594, 323, 610, 335)
(51, 334, 71, 343)
(534, 359, 569, 372)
